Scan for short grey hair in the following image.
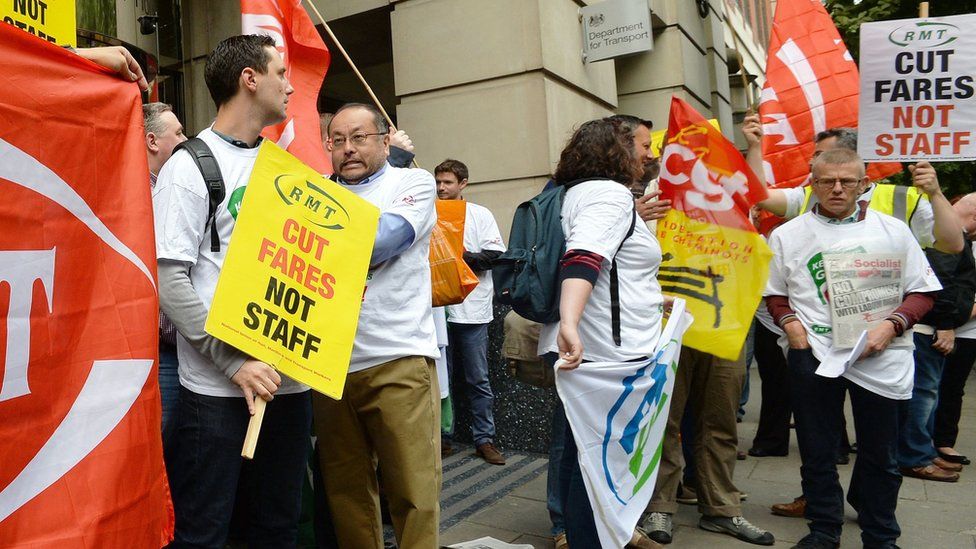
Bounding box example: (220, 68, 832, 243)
(815, 127, 858, 152)
(811, 148, 865, 178)
(143, 102, 174, 135)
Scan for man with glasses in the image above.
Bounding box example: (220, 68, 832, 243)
(764, 148, 941, 549)
(314, 102, 441, 549)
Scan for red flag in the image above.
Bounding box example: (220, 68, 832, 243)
(660, 97, 768, 231)
(759, 0, 900, 188)
(0, 25, 172, 547)
(242, 0, 332, 173)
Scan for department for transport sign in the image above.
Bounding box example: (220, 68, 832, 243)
(205, 141, 379, 400)
(581, 0, 652, 63)
(858, 14, 976, 162)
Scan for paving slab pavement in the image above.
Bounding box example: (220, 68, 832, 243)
(440, 369, 976, 548)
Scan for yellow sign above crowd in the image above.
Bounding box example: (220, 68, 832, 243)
(205, 142, 379, 399)
(1, 0, 76, 46)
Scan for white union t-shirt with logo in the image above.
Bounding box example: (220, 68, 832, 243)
(765, 209, 942, 399)
(539, 180, 664, 362)
(445, 201, 506, 325)
(153, 128, 308, 397)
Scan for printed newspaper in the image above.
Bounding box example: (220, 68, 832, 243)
(823, 253, 908, 348)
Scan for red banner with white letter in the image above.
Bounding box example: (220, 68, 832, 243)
(242, 0, 332, 173)
(759, 0, 900, 188)
(0, 25, 172, 547)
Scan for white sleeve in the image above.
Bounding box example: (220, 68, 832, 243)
(901, 226, 942, 294)
(387, 168, 436, 243)
(153, 151, 208, 265)
(764, 231, 789, 297)
(783, 186, 807, 219)
(564, 183, 634, 259)
(909, 196, 936, 249)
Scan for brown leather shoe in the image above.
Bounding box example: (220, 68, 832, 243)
(628, 528, 664, 548)
(900, 464, 959, 482)
(932, 456, 964, 472)
(476, 442, 506, 465)
(771, 495, 806, 518)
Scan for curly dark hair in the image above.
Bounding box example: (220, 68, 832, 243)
(553, 119, 640, 186)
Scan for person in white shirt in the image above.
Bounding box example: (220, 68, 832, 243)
(152, 35, 312, 547)
(765, 148, 941, 549)
(434, 159, 508, 465)
(314, 102, 440, 549)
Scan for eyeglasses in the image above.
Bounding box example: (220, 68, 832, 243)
(328, 132, 386, 148)
(812, 177, 862, 189)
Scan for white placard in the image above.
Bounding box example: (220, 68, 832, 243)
(858, 14, 976, 162)
(581, 0, 652, 64)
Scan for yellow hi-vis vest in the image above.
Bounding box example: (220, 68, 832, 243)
(800, 184, 924, 225)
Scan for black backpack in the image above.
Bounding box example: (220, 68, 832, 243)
(172, 138, 225, 252)
(492, 179, 636, 345)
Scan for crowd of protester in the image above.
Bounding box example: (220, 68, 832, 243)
(81, 33, 976, 549)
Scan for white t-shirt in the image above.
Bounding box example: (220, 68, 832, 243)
(782, 184, 936, 248)
(540, 180, 664, 362)
(765, 210, 942, 399)
(446, 201, 506, 324)
(340, 164, 439, 373)
(153, 128, 307, 397)
(954, 241, 976, 340)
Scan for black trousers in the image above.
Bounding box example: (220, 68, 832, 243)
(933, 337, 976, 449)
(751, 322, 791, 454)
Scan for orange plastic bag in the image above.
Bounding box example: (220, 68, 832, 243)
(430, 200, 479, 306)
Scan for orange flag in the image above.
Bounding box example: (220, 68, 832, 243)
(0, 25, 173, 546)
(759, 0, 900, 189)
(242, 0, 332, 173)
(657, 97, 772, 360)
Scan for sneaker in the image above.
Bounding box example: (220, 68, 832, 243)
(641, 512, 673, 544)
(676, 484, 698, 505)
(699, 515, 775, 546)
(553, 532, 568, 549)
(791, 533, 840, 548)
(475, 442, 506, 465)
(771, 495, 806, 518)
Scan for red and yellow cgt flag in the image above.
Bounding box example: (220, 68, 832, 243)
(657, 97, 772, 361)
(0, 25, 172, 546)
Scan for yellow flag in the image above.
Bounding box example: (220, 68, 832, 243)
(205, 142, 379, 399)
(657, 210, 772, 360)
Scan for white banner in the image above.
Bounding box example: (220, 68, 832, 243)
(556, 300, 692, 548)
(858, 14, 976, 162)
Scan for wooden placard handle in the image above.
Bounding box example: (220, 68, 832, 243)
(919, 2, 929, 17)
(241, 397, 268, 460)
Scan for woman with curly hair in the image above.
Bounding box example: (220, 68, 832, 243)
(539, 118, 666, 547)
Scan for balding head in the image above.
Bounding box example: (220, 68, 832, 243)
(953, 193, 976, 237)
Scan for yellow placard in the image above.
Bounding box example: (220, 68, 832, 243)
(205, 142, 379, 399)
(657, 209, 772, 361)
(1, 0, 76, 46)
(651, 118, 720, 156)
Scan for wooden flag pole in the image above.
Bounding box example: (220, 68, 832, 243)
(729, 28, 756, 112)
(241, 397, 268, 459)
(919, 2, 929, 17)
(302, 0, 396, 132)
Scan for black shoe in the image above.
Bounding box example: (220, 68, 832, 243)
(791, 533, 840, 549)
(748, 447, 788, 457)
(938, 450, 971, 465)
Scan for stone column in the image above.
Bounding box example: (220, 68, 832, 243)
(391, 0, 618, 236)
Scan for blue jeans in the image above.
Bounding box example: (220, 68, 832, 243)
(167, 388, 312, 548)
(897, 332, 945, 467)
(547, 389, 567, 536)
(558, 412, 601, 547)
(159, 343, 181, 447)
(789, 349, 902, 548)
(738, 320, 756, 419)
(447, 322, 496, 445)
